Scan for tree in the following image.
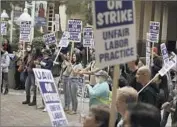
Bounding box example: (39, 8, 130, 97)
(61, 0, 92, 26)
(1, 1, 25, 15)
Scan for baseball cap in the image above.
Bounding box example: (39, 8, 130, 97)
(95, 70, 109, 79)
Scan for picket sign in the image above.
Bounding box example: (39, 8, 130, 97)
(83, 27, 94, 64)
(33, 69, 68, 127)
(20, 21, 31, 42)
(53, 32, 70, 65)
(146, 33, 151, 68)
(43, 33, 56, 46)
(68, 19, 82, 61)
(159, 52, 177, 77)
(160, 43, 173, 87)
(92, 1, 137, 127)
(138, 52, 177, 94)
(53, 47, 62, 65)
(0, 21, 7, 35)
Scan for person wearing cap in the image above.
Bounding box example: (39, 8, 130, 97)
(86, 70, 110, 107)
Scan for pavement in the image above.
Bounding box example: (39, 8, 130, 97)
(0, 75, 172, 127)
(1, 89, 89, 127)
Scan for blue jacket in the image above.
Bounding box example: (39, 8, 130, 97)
(87, 81, 110, 107)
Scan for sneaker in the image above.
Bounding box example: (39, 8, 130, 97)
(43, 108, 47, 112)
(64, 107, 69, 111)
(69, 111, 77, 115)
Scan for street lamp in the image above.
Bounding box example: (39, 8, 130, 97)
(1, 10, 9, 20)
(18, 8, 32, 22)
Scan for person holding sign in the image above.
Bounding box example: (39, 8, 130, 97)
(60, 52, 72, 112)
(68, 52, 83, 115)
(137, 66, 159, 108)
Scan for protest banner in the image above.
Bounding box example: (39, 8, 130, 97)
(149, 21, 160, 43)
(161, 43, 169, 65)
(53, 31, 70, 65)
(0, 21, 7, 35)
(43, 33, 56, 45)
(33, 68, 68, 127)
(83, 27, 93, 47)
(149, 21, 160, 66)
(159, 52, 177, 76)
(68, 19, 82, 61)
(138, 52, 177, 94)
(83, 27, 94, 63)
(20, 21, 31, 42)
(92, 1, 136, 127)
(146, 33, 151, 68)
(58, 31, 70, 48)
(68, 19, 82, 42)
(160, 43, 173, 86)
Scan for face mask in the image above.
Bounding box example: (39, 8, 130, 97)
(95, 77, 101, 84)
(27, 48, 31, 52)
(1, 51, 4, 54)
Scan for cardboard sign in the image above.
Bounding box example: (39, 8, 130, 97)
(159, 52, 177, 76)
(83, 27, 93, 47)
(58, 31, 69, 48)
(149, 21, 160, 43)
(33, 69, 68, 127)
(68, 19, 82, 42)
(43, 33, 56, 45)
(20, 21, 31, 42)
(93, 1, 137, 68)
(0, 22, 7, 35)
(146, 35, 151, 67)
(160, 43, 169, 65)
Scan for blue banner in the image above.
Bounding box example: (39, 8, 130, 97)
(68, 19, 82, 42)
(43, 33, 56, 45)
(94, 1, 134, 29)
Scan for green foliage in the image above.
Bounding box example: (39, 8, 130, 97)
(32, 37, 45, 50)
(64, 0, 92, 26)
(1, 1, 25, 16)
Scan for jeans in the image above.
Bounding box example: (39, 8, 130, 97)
(25, 72, 36, 97)
(62, 76, 70, 109)
(69, 77, 79, 112)
(1, 72, 8, 89)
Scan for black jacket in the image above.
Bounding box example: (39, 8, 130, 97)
(128, 70, 142, 92)
(138, 83, 159, 107)
(151, 56, 162, 77)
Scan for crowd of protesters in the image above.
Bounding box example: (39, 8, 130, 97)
(1, 38, 177, 127)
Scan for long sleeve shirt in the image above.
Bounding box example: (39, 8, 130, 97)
(87, 81, 110, 107)
(1, 52, 10, 73)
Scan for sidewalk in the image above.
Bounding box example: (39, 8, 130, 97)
(1, 89, 89, 127)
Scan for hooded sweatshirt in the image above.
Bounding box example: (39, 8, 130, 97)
(1, 51, 10, 73)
